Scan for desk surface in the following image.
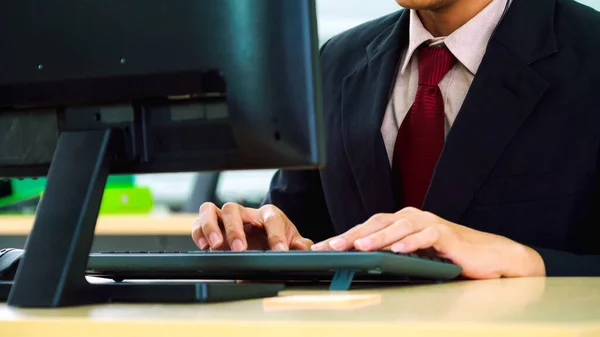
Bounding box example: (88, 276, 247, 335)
(1, 277, 600, 337)
(0, 214, 197, 235)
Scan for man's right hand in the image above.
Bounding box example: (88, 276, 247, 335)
(191, 202, 314, 251)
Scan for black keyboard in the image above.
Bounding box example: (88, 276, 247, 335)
(87, 250, 462, 284)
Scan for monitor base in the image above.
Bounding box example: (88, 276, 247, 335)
(1, 280, 283, 304)
(0, 281, 11, 301)
(5, 129, 281, 307)
(103, 281, 284, 303)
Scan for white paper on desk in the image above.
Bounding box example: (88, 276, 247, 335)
(262, 293, 382, 311)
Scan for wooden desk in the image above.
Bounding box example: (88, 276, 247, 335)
(0, 214, 197, 235)
(1, 278, 600, 337)
(0, 214, 200, 251)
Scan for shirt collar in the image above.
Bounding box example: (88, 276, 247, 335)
(399, 0, 511, 75)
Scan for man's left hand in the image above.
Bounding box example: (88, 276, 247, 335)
(311, 207, 546, 279)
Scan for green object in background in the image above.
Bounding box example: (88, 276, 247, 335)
(0, 178, 46, 208)
(0, 175, 153, 214)
(105, 175, 135, 186)
(99, 187, 153, 214)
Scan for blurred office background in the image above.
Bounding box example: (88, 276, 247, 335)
(2, 0, 599, 216)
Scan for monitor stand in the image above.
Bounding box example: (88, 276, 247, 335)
(0, 281, 11, 301)
(6, 129, 283, 307)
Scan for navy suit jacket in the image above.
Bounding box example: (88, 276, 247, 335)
(264, 0, 600, 276)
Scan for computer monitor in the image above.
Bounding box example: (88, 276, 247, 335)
(0, 0, 324, 307)
(0, 0, 324, 177)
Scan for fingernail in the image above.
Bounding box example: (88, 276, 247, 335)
(329, 238, 346, 251)
(198, 238, 209, 250)
(209, 232, 221, 247)
(311, 242, 327, 251)
(293, 240, 308, 250)
(232, 239, 244, 251)
(392, 243, 405, 253)
(274, 243, 288, 251)
(355, 238, 371, 251)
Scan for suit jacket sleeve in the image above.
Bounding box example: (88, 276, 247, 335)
(263, 169, 334, 243)
(261, 40, 335, 243)
(533, 147, 600, 277)
(533, 248, 600, 276)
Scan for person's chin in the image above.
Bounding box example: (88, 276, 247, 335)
(394, 0, 450, 11)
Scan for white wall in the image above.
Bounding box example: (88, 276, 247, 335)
(316, 0, 600, 42)
(578, 0, 600, 10)
(316, 0, 401, 42)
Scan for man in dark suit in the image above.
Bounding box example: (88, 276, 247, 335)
(192, 0, 600, 278)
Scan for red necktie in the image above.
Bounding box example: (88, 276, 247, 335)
(392, 46, 456, 208)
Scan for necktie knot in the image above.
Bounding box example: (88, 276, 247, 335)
(418, 46, 456, 86)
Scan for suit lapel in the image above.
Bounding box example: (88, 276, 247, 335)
(422, 42, 550, 221)
(341, 10, 409, 219)
(423, 0, 558, 222)
(339, 0, 558, 223)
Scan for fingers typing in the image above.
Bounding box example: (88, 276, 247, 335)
(221, 202, 248, 251)
(354, 218, 421, 251)
(312, 213, 395, 251)
(391, 227, 441, 253)
(194, 202, 308, 252)
(291, 238, 314, 251)
(191, 218, 209, 250)
(260, 205, 290, 251)
(198, 202, 224, 249)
